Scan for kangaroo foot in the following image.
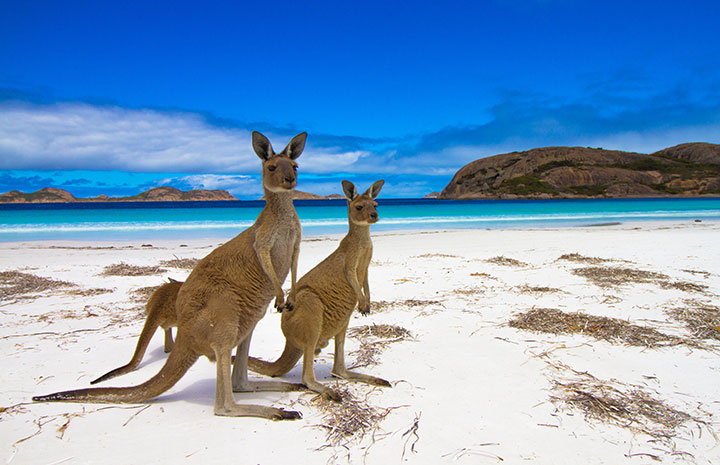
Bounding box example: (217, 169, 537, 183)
(302, 379, 342, 402)
(322, 389, 342, 403)
(232, 380, 305, 393)
(214, 404, 302, 420)
(332, 370, 392, 388)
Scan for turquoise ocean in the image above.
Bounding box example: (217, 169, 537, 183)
(1, 198, 719, 242)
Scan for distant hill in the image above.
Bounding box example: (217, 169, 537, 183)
(260, 190, 346, 200)
(439, 143, 720, 199)
(0, 186, 237, 203)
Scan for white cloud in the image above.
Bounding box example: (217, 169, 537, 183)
(156, 174, 261, 197)
(0, 102, 367, 175)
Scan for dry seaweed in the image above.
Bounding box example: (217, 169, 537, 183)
(64, 288, 113, 297)
(486, 256, 528, 267)
(348, 323, 412, 340)
(413, 253, 460, 259)
(130, 285, 162, 302)
(348, 324, 413, 368)
(371, 299, 442, 312)
(668, 300, 720, 341)
(572, 266, 707, 293)
(101, 262, 165, 277)
(659, 280, 709, 293)
(557, 253, 613, 264)
(681, 269, 712, 278)
(470, 272, 493, 278)
(509, 308, 685, 348)
(573, 266, 669, 287)
(0, 270, 75, 300)
(552, 371, 695, 439)
(159, 257, 199, 269)
(306, 386, 393, 449)
(516, 284, 564, 295)
(451, 287, 485, 297)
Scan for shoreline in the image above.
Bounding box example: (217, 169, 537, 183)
(0, 218, 720, 247)
(1, 223, 719, 463)
(0, 217, 717, 247)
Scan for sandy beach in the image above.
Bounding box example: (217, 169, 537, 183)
(1, 221, 719, 464)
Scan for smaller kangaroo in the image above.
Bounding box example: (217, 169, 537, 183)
(91, 278, 182, 385)
(249, 180, 390, 401)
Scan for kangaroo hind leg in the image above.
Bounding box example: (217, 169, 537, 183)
(290, 291, 342, 401)
(163, 327, 174, 353)
(215, 347, 301, 419)
(332, 325, 392, 388)
(231, 323, 304, 393)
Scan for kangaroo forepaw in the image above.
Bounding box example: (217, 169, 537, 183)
(274, 296, 286, 311)
(358, 305, 370, 316)
(277, 301, 294, 312)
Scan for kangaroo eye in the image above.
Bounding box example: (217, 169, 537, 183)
(355, 205, 363, 211)
(268, 165, 276, 172)
(293, 165, 298, 171)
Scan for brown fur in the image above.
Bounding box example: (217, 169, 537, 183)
(91, 278, 182, 385)
(248, 180, 390, 401)
(33, 132, 308, 419)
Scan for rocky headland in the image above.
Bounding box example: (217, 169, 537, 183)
(439, 142, 720, 199)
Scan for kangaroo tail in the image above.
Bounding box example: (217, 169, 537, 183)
(248, 342, 302, 377)
(90, 313, 162, 385)
(33, 332, 198, 404)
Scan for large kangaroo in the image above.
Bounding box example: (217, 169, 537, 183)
(91, 278, 183, 385)
(248, 180, 390, 401)
(34, 132, 306, 419)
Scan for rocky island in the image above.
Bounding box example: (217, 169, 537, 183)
(0, 186, 237, 203)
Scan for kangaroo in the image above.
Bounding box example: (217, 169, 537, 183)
(248, 180, 390, 401)
(34, 131, 306, 419)
(91, 278, 183, 385)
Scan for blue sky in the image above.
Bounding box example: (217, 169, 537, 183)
(1, 0, 719, 199)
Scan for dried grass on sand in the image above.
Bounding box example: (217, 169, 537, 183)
(557, 253, 614, 265)
(158, 258, 199, 269)
(552, 370, 697, 442)
(371, 299, 442, 312)
(668, 300, 720, 341)
(347, 324, 413, 368)
(130, 285, 162, 302)
(101, 262, 165, 277)
(516, 284, 564, 295)
(304, 386, 394, 450)
(509, 308, 687, 348)
(0, 270, 75, 300)
(572, 266, 708, 292)
(486, 256, 528, 267)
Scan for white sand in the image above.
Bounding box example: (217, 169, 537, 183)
(1, 221, 719, 464)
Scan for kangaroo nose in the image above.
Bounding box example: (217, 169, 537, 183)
(370, 212, 378, 219)
(284, 176, 295, 183)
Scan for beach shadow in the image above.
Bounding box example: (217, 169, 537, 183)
(135, 345, 171, 368)
(153, 362, 320, 407)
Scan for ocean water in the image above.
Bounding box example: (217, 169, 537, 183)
(0, 198, 719, 242)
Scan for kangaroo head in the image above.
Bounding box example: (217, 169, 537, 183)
(252, 131, 307, 192)
(342, 180, 384, 225)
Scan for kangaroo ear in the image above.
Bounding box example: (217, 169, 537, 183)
(281, 132, 307, 160)
(342, 180, 357, 200)
(364, 179, 384, 199)
(252, 131, 274, 161)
